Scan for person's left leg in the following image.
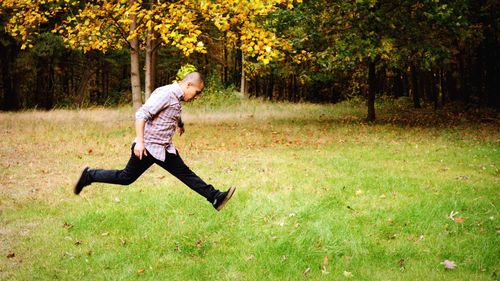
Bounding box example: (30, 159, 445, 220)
(74, 143, 154, 194)
(154, 151, 220, 203)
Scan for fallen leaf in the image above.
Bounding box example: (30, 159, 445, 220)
(321, 255, 330, 274)
(448, 210, 459, 220)
(137, 268, 145, 273)
(355, 189, 364, 196)
(441, 259, 456, 269)
(323, 256, 329, 267)
(303, 267, 311, 276)
(63, 222, 73, 229)
(453, 217, 465, 223)
(388, 233, 397, 239)
(398, 258, 405, 271)
(343, 271, 353, 278)
(101, 232, 109, 236)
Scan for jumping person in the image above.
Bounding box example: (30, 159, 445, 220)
(73, 72, 235, 211)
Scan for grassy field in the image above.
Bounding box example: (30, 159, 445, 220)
(1, 100, 499, 280)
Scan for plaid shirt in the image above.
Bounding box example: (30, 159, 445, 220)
(134, 83, 184, 161)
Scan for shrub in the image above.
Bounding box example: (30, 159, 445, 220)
(187, 75, 241, 108)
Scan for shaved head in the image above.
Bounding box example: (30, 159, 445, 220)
(181, 72, 204, 85)
(178, 71, 205, 102)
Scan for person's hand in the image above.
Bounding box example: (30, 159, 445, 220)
(134, 142, 147, 160)
(176, 126, 185, 136)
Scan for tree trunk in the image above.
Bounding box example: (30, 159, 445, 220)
(440, 68, 446, 106)
(431, 71, 438, 109)
(129, 0, 142, 111)
(144, 29, 155, 101)
(48, 61, 54, 109)
(267, 75, 274, 100)
(0, 40, 19, 110)
(402, 70, 409, 97)
(76, 54, 93, 106)
(447, 69, 458, 102)
(277, 79, 283, 100)
(103, 60, 109, 98)
(233, 48, 240, 85)
(151, 43, 156, 89)
(367, 61, 376, 122)
(484, 27, 499, 108)
(253, 77, 259, 98)
(240, 52, 247, 95)
(458, 52, 467, 104)
(411, 64, 421, 108)
(392, 69, 402, 98)
(35, 58, 54, 110)
(223, 42, 228, 85)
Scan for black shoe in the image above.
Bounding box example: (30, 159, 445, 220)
(212, 187, 236, 211)
(74, 166, 90, 195)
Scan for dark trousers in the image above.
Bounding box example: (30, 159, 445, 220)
(86, 143, 219, 202)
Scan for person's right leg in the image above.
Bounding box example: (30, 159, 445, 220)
(87, 143, 154, 185)
(154, 150, 220, 202)
(154, 150, 235, 211)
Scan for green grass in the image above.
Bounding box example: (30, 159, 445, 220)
(1, 100, 499, 280)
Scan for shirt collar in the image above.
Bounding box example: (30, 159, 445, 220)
(172, 82, 184, 101)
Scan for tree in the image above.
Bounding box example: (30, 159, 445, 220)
(2, 0, 206, 110)
(54, 0, 205, 110)
(200, 0, 300, 95)
(273, 0, 472, 120)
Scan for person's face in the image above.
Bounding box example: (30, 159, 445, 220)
(183, 81, 204, 102)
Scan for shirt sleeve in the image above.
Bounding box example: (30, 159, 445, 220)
(177, 116, 184, 128)
(135, 89, 171, 121)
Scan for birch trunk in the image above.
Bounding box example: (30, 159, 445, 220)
(129, 0, 142, 111)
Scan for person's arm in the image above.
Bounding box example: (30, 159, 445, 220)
(134, 119, 147, 160)
(176, 116, 185, 136)
(135, 90, 169, 122)
(134, 90, 169, 160)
